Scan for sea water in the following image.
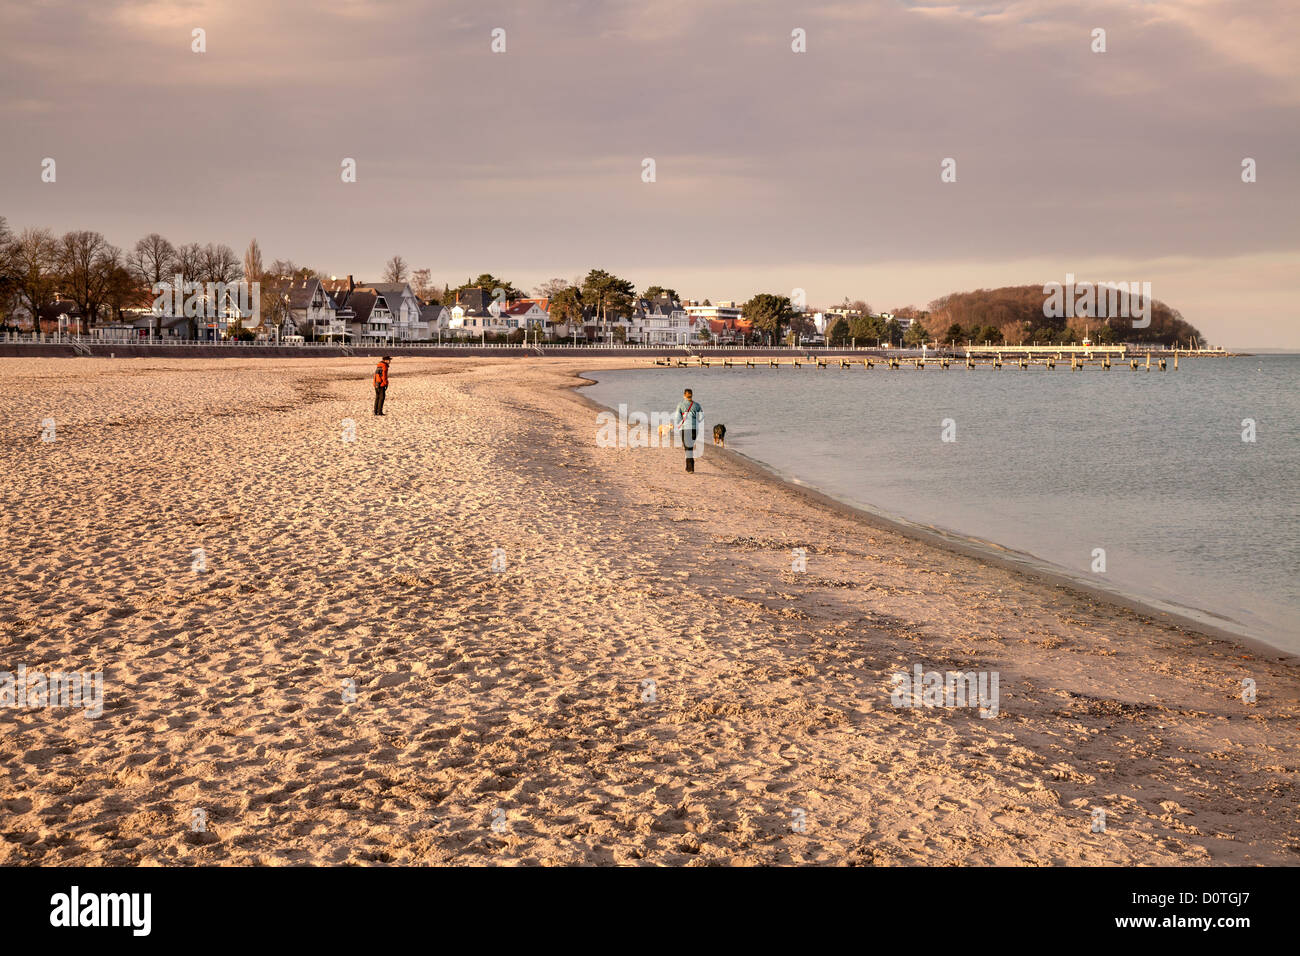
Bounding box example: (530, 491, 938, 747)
(584, 354, 1300, 653)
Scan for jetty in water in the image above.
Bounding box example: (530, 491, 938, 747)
(653, 345, 1233, 372)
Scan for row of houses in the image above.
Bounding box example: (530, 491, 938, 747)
(421, 289, 756, 346)
(208, 284, 758, 344)
(13, 280, 767, 345)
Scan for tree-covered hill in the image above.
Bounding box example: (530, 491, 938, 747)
(918, 284, 1204, 347)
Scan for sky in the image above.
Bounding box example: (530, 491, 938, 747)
(1, 0, 1297, 347)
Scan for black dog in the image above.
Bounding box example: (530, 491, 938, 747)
(713, 423, 726, 447)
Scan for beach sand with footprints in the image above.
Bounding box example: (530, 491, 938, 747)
(1, 356, 1297, 865)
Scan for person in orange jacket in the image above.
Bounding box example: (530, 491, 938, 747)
(373, 356, 391, 415)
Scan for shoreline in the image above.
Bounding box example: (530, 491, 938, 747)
(572, 366, 1296, 664)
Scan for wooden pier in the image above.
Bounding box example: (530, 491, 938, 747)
(651, 350, 1200, 371)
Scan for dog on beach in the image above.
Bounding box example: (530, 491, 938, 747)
(713, 423, 726, 447)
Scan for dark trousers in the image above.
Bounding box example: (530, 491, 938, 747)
(374, 385, 387, 415)
(682, 428, 696, 472)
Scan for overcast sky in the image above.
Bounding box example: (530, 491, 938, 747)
(2, 0, 1296, 346)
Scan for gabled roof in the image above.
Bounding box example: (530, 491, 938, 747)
(262, 276, 336, 311)
(360, 282, 414, 300)
(632, 296, 684, 318)
(455, 287, 494, 312)
(345, 290, 378, 323)
(322, 278, 357, 311)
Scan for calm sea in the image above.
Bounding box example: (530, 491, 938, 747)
(584, 354, 1300, 653)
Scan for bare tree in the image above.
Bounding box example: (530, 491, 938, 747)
(175, 243, 204, 282)
(199, 243, 242, 284)
(243, 238, 264, 283)
(198, 244, 243, 337)
(266, 259, 318, 281)
(410, 267, 436, 301)
(383, 255, 408, 284)
(0, 217, 16, 323)
(130, 234, 177, 287)
(534, 278, 570, 298)
(104, 261, 144, 323)
(128, 234, 176, 337)
(9, 227, 59, 333)
(165, 242, 237, 337)
(58, 231, 121, 333)
(260, 288, 296, 336)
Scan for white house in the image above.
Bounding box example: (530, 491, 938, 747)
(449, 300, 504, 337)
(363, 283, 423, 341)
(497, 300, 547, 336)
(684, 300, 743, 326)
(446, 286, 505, 338)
(630, 297, 693, 345)
(417, 303, 450, 339)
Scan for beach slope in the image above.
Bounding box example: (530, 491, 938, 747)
(1, 356, 1296, 865)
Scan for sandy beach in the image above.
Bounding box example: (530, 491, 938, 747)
(1, 355, 1297, 866)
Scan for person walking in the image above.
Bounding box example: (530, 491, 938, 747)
(674, 387, 703, 473)
(373, 356, 391, 415)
